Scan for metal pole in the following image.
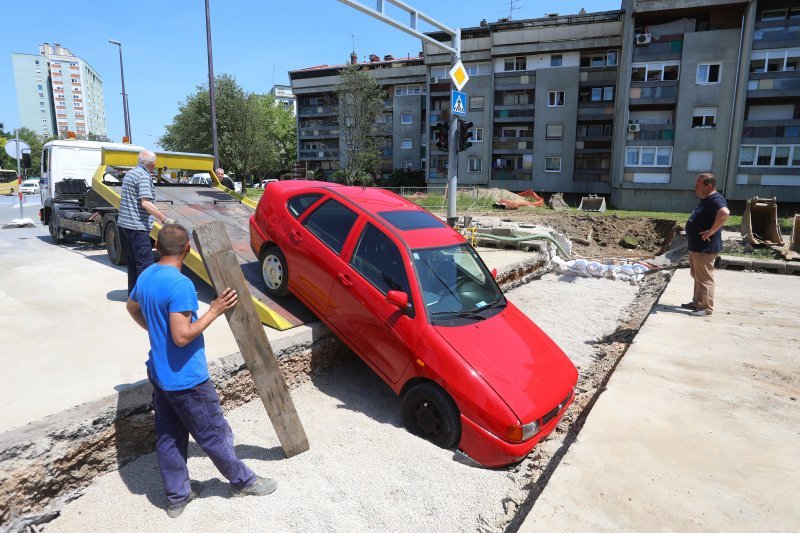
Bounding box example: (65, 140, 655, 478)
(446, 29, 461, 225)
(15, 129, 22, 218)
(109, 40, 132, 142)
(205, 0, 220, 168)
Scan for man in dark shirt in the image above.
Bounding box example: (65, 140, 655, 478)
(683, 173, 730, 317)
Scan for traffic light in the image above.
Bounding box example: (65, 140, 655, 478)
(457, 119, 474, 152)
(434, 121, 448, 152)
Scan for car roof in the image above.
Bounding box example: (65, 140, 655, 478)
(273, 181, 464, 249)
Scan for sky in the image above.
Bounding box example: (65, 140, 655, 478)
(1, 0, 619, 147)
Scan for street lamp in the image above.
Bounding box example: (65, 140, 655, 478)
(108, 39, 132, 143)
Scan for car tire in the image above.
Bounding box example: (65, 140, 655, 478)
(48, 214, 65, 244)
(401, 382, 461, 449)
(260, 246, 289, 297)
(105, 221, 127, 266)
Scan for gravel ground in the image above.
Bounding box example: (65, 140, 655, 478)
(45, 274, 643, 533)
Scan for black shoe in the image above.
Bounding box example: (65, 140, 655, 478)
(231, 476, 278, 498)
(166, 490, 196, 518)
(680, 302, 698, 310)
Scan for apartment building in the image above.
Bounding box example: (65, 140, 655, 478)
(11, 43, 106, 140)
(270, 84, 297, 115)
(290, 53, 426, 178)
(290, 0, 799, 210)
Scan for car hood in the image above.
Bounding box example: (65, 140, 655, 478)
(433, 302, 577, 422)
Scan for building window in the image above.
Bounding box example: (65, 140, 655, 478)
(750, 49, 800, 73)
(625, 147, 673, 167)
(469, 96, 484, 111)
(550, 54, 563, 67)
(468, 158, 483, 172)
(37, 84, 43, 90)
(473, 128, 484, 142)
(607, 50, 618, 66)
(545, 156, 562, 172)
(692, 107, 718, 128)
(697, 63, 722, 84)
(421, 134, 427, 146)
(547, 91, 565, 107)
(395, 85, 424, 96)
(760, 8, 787, 21)
(401, 112, 412, 124)
(546, 124, 564, 140)
(465, 63, 490, 76)
(400, 138, 412, 149)
(401, 161, 413, 170)
(739, 144, 800, 167)
(504, 56, 527, 71)
(502, 90, 529, 105)
(631, 62, 680, 82)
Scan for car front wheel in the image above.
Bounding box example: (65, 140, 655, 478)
(260, 246, 289, 297)
(401, 382, 461, 449)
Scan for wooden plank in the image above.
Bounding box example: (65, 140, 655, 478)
(192, 221, 309, 458)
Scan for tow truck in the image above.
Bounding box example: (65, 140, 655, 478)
(39, 141, 312, 330)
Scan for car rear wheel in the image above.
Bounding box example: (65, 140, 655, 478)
(105, 221, 127, 266)
(401, 382, 461, 449)
(260, 246, 288, 297)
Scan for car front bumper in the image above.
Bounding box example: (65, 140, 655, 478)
(458, 389, 575, 468)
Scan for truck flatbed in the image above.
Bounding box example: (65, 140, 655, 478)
(151, 184, 316, 329)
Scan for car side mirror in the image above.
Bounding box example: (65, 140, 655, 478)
(491, 268, 497, 280)
(386, 290, 410, 313)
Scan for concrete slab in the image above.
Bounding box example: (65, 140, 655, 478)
(0, 222, 310, 433)
(520, 269, 800, 531)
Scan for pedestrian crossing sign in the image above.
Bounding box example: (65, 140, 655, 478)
(451, 90, 467, 116)
(448, 60, 470, 91)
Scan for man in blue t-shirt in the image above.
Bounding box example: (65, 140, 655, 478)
(683, 173, 730, 317)
(126, 224, 277, 518)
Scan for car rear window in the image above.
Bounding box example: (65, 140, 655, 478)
(379, 210, 447, 230)
(287, 193, 323, 218)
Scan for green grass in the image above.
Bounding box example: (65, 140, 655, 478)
(243, 188, 264, 201)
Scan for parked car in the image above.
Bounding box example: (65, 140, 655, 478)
(258, 178, 278, 188)
(249, 182, 578, 467)
(189, 173, 212, 185)
(20, 179, 41, 195)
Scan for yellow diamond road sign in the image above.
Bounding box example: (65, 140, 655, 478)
(449, 60, 469, 91)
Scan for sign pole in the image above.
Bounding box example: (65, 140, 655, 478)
(15, 129, 22, 219)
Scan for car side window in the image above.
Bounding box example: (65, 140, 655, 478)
(303, 199, 358, 255)
(287, 193, 323, 218)
(351, 223, 410, 296)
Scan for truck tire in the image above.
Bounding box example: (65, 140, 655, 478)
(105, 221, 127, 266)
(48, 214, 65, 244)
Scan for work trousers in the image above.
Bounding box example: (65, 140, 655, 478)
(688, 251, 718, 313)
(150, 376, 255, 504)
(121, 227, 154, 295)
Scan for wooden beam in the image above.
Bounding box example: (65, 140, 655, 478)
(193, 221, 309, 458)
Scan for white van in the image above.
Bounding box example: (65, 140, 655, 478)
(40, 140, 144, 205)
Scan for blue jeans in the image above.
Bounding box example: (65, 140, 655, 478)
(149, 376, 255, 504)
(120, 227, 153, 295)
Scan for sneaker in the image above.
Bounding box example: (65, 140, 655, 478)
(166, 490, 196, 518)
(231, 476, 277, 498)
(690, 309, 712, 317)
(680, 302, 698, 310)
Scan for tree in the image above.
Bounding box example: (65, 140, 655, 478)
(336, 66, 383, 185)
(160, 74, 296, 185)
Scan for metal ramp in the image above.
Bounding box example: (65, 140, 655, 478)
(741, 197, 784, 246)
(578, 194, 607, 212)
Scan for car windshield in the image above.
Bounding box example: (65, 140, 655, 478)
(412, 243, 505, 321)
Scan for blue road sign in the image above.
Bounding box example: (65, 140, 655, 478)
(451, 90, 467, 116)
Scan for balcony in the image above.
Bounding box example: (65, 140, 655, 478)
(492, 137, 533, 151)
(298, 126, 340, 138)
(629, 84, 678, 105)
(630, 123, 675, 141)
(298, 105, 338, 117)
(299, 149, 339, 160)
(491, 169, 532, 181)
(573, 170, 611, 183)
(493, 108, 535, 121)
(577, 104, 615, 121)
(747, 74, 800, 98)
(632, 39, 683, 60)
(580, 69, 617, 84)
(494, 74, 536, 89)
(753, 21, 800, 49)
(742, 120, 800, 141)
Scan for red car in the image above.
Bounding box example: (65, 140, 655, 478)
(249, 182, 578, 467)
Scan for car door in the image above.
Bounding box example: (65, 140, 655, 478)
(286, 196, 359, 316)
(328, 221, 421, 383)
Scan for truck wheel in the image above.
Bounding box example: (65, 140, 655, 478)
(48, 215, 65, 244)
(105, 222, 127, 266)
(260, 246, 288, 297)
(401, 382, 461, 449)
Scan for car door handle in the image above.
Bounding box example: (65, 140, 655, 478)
(289, 229, 302, 242)
(338, 273, 352, 287)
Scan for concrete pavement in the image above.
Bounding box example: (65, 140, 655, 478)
(520, 268, 800, 531)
